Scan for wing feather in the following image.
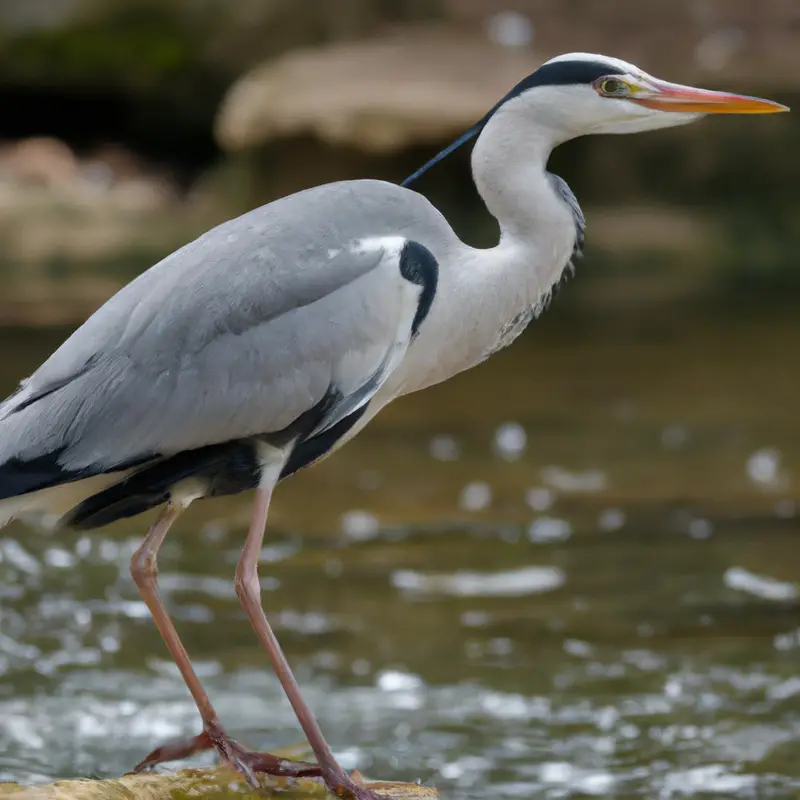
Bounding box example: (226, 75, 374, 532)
(0, 228, 421, 479)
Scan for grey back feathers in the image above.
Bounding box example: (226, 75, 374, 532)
(0, 180, 450, 486)
(0, 56, 597, 526)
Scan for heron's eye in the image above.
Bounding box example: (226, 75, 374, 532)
(598, 78, 628, 96)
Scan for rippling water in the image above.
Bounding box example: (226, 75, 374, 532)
(0, 300, 798, 798)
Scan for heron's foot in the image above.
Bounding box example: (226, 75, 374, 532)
(322, 766, 401, 800)
(132, 724, 322, 786)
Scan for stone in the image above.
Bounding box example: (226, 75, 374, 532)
(215, 26, 537, 154)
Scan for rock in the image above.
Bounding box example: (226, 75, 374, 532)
(215, 3, 800, 156)
(0, 136, 176, 207)
(0, 135, 184, 321)
(214, 25, 537, 154)
(0, 764, 439, 799)
(0, 137, 80, 188)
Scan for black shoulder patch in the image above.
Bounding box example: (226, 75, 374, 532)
(399, 241, 438, 338)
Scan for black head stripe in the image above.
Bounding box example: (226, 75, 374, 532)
(505, 59, 626, 100)
(402, 59, 627, 186)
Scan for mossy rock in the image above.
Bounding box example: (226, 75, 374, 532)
(0, 766, 438, 799)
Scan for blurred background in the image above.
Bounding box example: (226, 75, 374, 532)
(0, 1, 799, 798)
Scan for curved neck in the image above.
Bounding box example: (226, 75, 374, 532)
(393, 104, 583, 396)
(471, 104, 568, 244)
(467, 103, 581, 323)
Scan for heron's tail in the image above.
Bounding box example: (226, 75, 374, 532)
(63, 474, 172, 530)
(0, 437, 149, 529)
(0, 471, 129, 530)
(0, 384, 149, 528)
(0, 444, 95, 527)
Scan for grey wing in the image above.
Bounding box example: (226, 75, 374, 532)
(0, 235, 426, 477)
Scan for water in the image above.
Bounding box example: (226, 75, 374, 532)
(0, 298, 798, 799)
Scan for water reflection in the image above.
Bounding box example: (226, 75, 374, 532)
(391, 565, 566, 597)
(0, 300, 798, 798)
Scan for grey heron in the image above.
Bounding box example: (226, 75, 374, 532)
(0, 52, 786, 799)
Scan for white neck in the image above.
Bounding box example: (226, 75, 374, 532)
(472, 98, 579, 260)
(390, 100, 581, 398)
(455, 104, 579, 356)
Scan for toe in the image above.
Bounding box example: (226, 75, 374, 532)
(132, 731, 212, 772)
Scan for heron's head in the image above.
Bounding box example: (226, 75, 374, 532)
(402, 53, 787, 186)
(508, 52, 788, 138)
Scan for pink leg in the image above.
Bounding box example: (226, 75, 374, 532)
(235, 484, 389, 799)
(129, 503, 320, 783)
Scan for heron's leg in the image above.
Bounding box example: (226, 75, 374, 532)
(235, 482, 387, 800)
(129, 503, 321, 782)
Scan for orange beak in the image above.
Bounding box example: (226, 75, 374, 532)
(632, 79, 789, 114)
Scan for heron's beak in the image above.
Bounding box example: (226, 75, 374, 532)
(632, 79, 789, 114)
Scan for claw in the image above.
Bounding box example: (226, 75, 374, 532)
(133, 730, 213, 772)
(132, 726, 409, 799)
(132, 725, 322, 783)
(322, 766, 397, 800)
